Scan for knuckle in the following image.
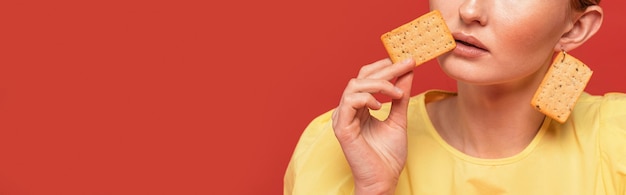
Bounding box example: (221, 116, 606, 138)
(334, 130, 349, 140)
(348, 78, 358, 86)
(333, 126, 353, 140)
(358, 65, 373, 76)
(342, 94, 356, 103)
(344, 78, 361, 92)
(343, 94, 365, 105)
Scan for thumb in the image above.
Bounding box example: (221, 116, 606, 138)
(387, 69, 414, 126)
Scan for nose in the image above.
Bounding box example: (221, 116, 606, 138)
(459, 0, 487, 25)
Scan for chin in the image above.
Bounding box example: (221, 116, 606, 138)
(437, 57, 483, 83)
(437, 60, 508, 86)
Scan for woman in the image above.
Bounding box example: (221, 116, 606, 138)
(285, 0, 624, 194)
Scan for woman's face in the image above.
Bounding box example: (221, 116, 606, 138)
(430, 0, 574, 85)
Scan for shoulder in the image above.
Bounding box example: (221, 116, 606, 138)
(289, 90, 435, 160)
(597, 93, 626, 192)
(594, 93, 626, 160)
(574, 92, 626, 140)
(284, 91, 436, 194)
(597, 92, 626, 120)
(573, 92, 626, 123)
(575, 92, 626, 187)
(575, 92, 626, 131)
(285, 109, 339, 169)
(284, 109, 354, 194)
(576, 92, 626, 111)
(291, 110, 335, 158)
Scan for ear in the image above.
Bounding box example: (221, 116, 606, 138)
(555, 6, 604, 52)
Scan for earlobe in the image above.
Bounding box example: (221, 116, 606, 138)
(555, 6, 604, 52)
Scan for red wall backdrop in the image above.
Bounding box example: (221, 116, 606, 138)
(0, 0, 624, 194)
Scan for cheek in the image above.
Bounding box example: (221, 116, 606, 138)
(494, 2, 570, 52)
(492, 11, 565, 62)
(489, 24, 558, 79)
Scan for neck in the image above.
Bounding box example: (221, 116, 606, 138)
(456, 84, 546, 158)
(429, 70, 548, 159)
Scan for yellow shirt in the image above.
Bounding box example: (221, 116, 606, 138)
(284, 91, 626, 195)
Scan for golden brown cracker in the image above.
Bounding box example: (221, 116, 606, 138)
(531, 52, 593, 123)
(381, 10, 456, 65)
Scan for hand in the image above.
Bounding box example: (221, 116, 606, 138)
(332, 58, 415, 194)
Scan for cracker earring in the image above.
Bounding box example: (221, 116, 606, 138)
(531, 51, 593, 123)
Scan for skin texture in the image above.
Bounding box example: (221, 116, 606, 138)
(433, 0, 571, 86)
(427, 0, 572, 159)
(332, 58, 415, 194)
(331, 0, 602, 194)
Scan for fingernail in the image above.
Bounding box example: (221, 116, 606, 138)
(402, 58, 413, 64)
(394, 87, 403, 94)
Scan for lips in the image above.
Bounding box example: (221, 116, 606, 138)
(452, 33, 488, 51)
(450, 32, 489, 58)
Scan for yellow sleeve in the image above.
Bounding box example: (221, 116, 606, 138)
(599, 93, 626, 195)
(284, 110, 355, 195)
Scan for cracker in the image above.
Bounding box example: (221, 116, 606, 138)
(381, 10, 456, 65)
(531, 52, 593, 123)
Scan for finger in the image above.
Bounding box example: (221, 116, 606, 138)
(367, 58, 415, 81)
(343, 78, 404, 100)
(356, 58, 393, 79)
(334, 93, 382, 130)
(387, 70, 414, 127)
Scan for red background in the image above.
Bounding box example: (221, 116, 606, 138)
(0, 0, 624, 194)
